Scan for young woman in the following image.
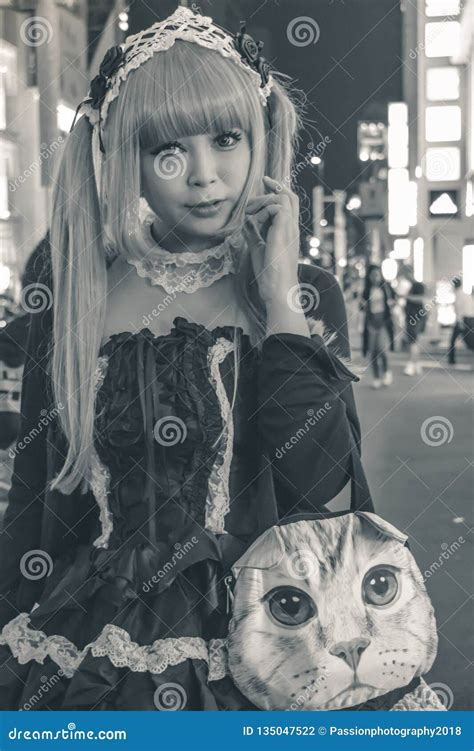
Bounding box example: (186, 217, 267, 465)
(361, 264, 395, 389)
(0, 7, 362, 710)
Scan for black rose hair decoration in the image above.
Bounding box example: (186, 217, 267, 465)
(70, 44, 126, 153)
(234, 21, 271, 88)
(89, 45, 126, 111)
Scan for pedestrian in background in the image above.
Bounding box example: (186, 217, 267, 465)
(402, 267, 427, 376)
(361, 264, 395, 389)
(448, 278, 474, 365)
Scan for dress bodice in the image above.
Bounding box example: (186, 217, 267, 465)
(92, 316, 261, 550)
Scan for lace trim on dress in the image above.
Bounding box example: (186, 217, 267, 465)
(0, 614, 438, 703)
(390, 677, 448, 711)
(205, 338, 235, 534)
(91, 356, 113, 549)
(125, 214, 244, 295)
(0, 613, 228, 682)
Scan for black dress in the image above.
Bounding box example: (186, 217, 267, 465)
(0, 260, 361, 710)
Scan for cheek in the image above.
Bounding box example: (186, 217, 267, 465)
(236, 149, 251, 183)
(141, 159, 183, 207)
(223, 146, 251, 189)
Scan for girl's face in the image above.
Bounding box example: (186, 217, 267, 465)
(140, 128, 251, 246)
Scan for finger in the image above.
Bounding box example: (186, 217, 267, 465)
(245, 194, 286, 212)
(245, 215, 265, 243)
(249, 204, 282, 227)
(263, 176, 298, 207)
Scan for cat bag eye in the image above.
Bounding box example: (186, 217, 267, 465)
(226, 434, 445, 711)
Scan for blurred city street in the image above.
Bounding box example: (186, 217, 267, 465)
(350, 351, 473, 711)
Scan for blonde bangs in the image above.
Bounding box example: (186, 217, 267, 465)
(131, 40, 263, 149)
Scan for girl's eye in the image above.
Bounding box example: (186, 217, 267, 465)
(362, 567, 399, 606)
(152, 142, 182, 156)
(152, 131, 242, 156)
(265, 586, 316, 627)
(216, 130, 243, 148)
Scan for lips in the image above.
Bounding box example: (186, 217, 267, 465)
(187, 199, 223, 208)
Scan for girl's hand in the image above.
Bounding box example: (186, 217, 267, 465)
(244, 176, 300, 307)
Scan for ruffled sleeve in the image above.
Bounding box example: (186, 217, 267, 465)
(257, 266, 362, 515)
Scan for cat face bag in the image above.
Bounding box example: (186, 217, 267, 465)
(227, 510, 438, 711)
(225, 438, 441, 711)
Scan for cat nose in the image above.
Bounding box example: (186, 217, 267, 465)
(329, 637, 370, 671)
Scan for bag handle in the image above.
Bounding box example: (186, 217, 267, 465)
(348, 425, 375, 513)
(255, 417, 375, 524)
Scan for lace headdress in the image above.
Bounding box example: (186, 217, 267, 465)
(71, 5, 275, 198)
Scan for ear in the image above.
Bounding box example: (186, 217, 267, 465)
(231, 525, 285, 578)
(355, 511, 408, 544)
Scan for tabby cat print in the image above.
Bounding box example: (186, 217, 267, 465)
(227, 512, 438, 710)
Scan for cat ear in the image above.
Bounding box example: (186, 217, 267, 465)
(355, 511, 408, 543)
(231, 526, 286, 578)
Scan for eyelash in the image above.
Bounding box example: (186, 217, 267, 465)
(152, 130, 243, 155)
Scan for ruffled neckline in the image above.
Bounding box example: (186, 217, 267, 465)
(99, 315, 251, 356)
(139, 212, 242, 264)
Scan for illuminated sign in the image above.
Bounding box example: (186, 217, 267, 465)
(429, 190, 459, 217)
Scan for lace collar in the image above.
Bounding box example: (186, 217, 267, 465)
(126, 213, 243, 294)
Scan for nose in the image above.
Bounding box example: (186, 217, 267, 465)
(187, 143, 218, 189)
(329, 637, 370, 671)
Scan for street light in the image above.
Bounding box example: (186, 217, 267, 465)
(346, 195, 361, 211)
(381, 258, 398, 281)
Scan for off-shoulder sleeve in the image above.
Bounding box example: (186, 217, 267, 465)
(0, 296, 52, 628)
(257, 266, 361, 516)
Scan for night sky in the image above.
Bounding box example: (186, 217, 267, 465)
(130, 0, 402, 203)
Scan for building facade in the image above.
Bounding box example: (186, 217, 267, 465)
(402, 0, 473, 298)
